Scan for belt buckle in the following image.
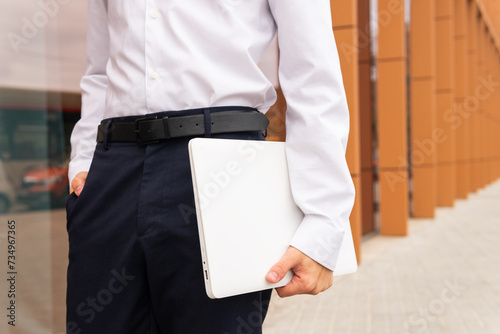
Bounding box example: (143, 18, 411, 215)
(134, 116, 159, 144)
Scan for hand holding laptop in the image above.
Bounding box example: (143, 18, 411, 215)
(188, 138, 357, 299)
(266, 246, 334, 298)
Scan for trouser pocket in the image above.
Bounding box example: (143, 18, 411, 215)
(65, 192, 78, 231)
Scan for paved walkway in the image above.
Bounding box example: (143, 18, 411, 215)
(263, 179, 500, 334)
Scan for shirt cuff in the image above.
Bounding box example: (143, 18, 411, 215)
(289, 214, 347, 271)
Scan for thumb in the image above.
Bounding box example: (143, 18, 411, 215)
(71, 172, 88, 196)
(266, 247, 299, 284)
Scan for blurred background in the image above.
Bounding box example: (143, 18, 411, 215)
(0, 0, 499, 333)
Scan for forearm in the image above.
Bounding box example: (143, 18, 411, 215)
(268, 0, 355, 271)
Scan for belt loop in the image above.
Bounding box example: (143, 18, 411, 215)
(203, 108, 212, 137)
(103, 120, 112, 150)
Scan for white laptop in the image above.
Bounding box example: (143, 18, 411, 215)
(188, 138, 357, 299)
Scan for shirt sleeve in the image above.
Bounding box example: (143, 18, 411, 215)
(68, 0, 109, 184)
(267, 0, 356, 271)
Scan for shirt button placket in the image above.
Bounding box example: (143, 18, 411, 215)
(151, 11, 160, 19)
(145, 2, 162, 109)
(149, 9, 160, 81)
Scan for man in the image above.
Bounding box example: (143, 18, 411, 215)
(67, 1, 355, 333)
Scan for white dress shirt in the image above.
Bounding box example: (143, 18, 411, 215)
(69, 0, 355, 271)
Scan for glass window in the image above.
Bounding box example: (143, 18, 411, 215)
(0, 1, 86, 332)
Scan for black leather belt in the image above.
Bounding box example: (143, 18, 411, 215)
(96, 110, 269, 144)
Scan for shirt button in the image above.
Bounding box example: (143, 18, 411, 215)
(151, 11, 160, 19)
(151, 72, 159, 80)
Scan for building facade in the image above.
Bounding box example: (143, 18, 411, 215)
(0, 0, 499, 332)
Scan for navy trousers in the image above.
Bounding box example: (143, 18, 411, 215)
(66, 110, 271, 334)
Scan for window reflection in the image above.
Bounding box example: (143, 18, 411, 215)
(0, 1, 86, 332)
(0, 89, 80, 212)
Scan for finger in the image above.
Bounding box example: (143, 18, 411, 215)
(75, 186, 84, 196)
(71, 179, 84, 196)
(276, 275, 325, 298)
(275, 276, 305, 298)
(275, 265, 334, 298)
(266, 248, 300, 283)
(71, 172, 88, 196)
